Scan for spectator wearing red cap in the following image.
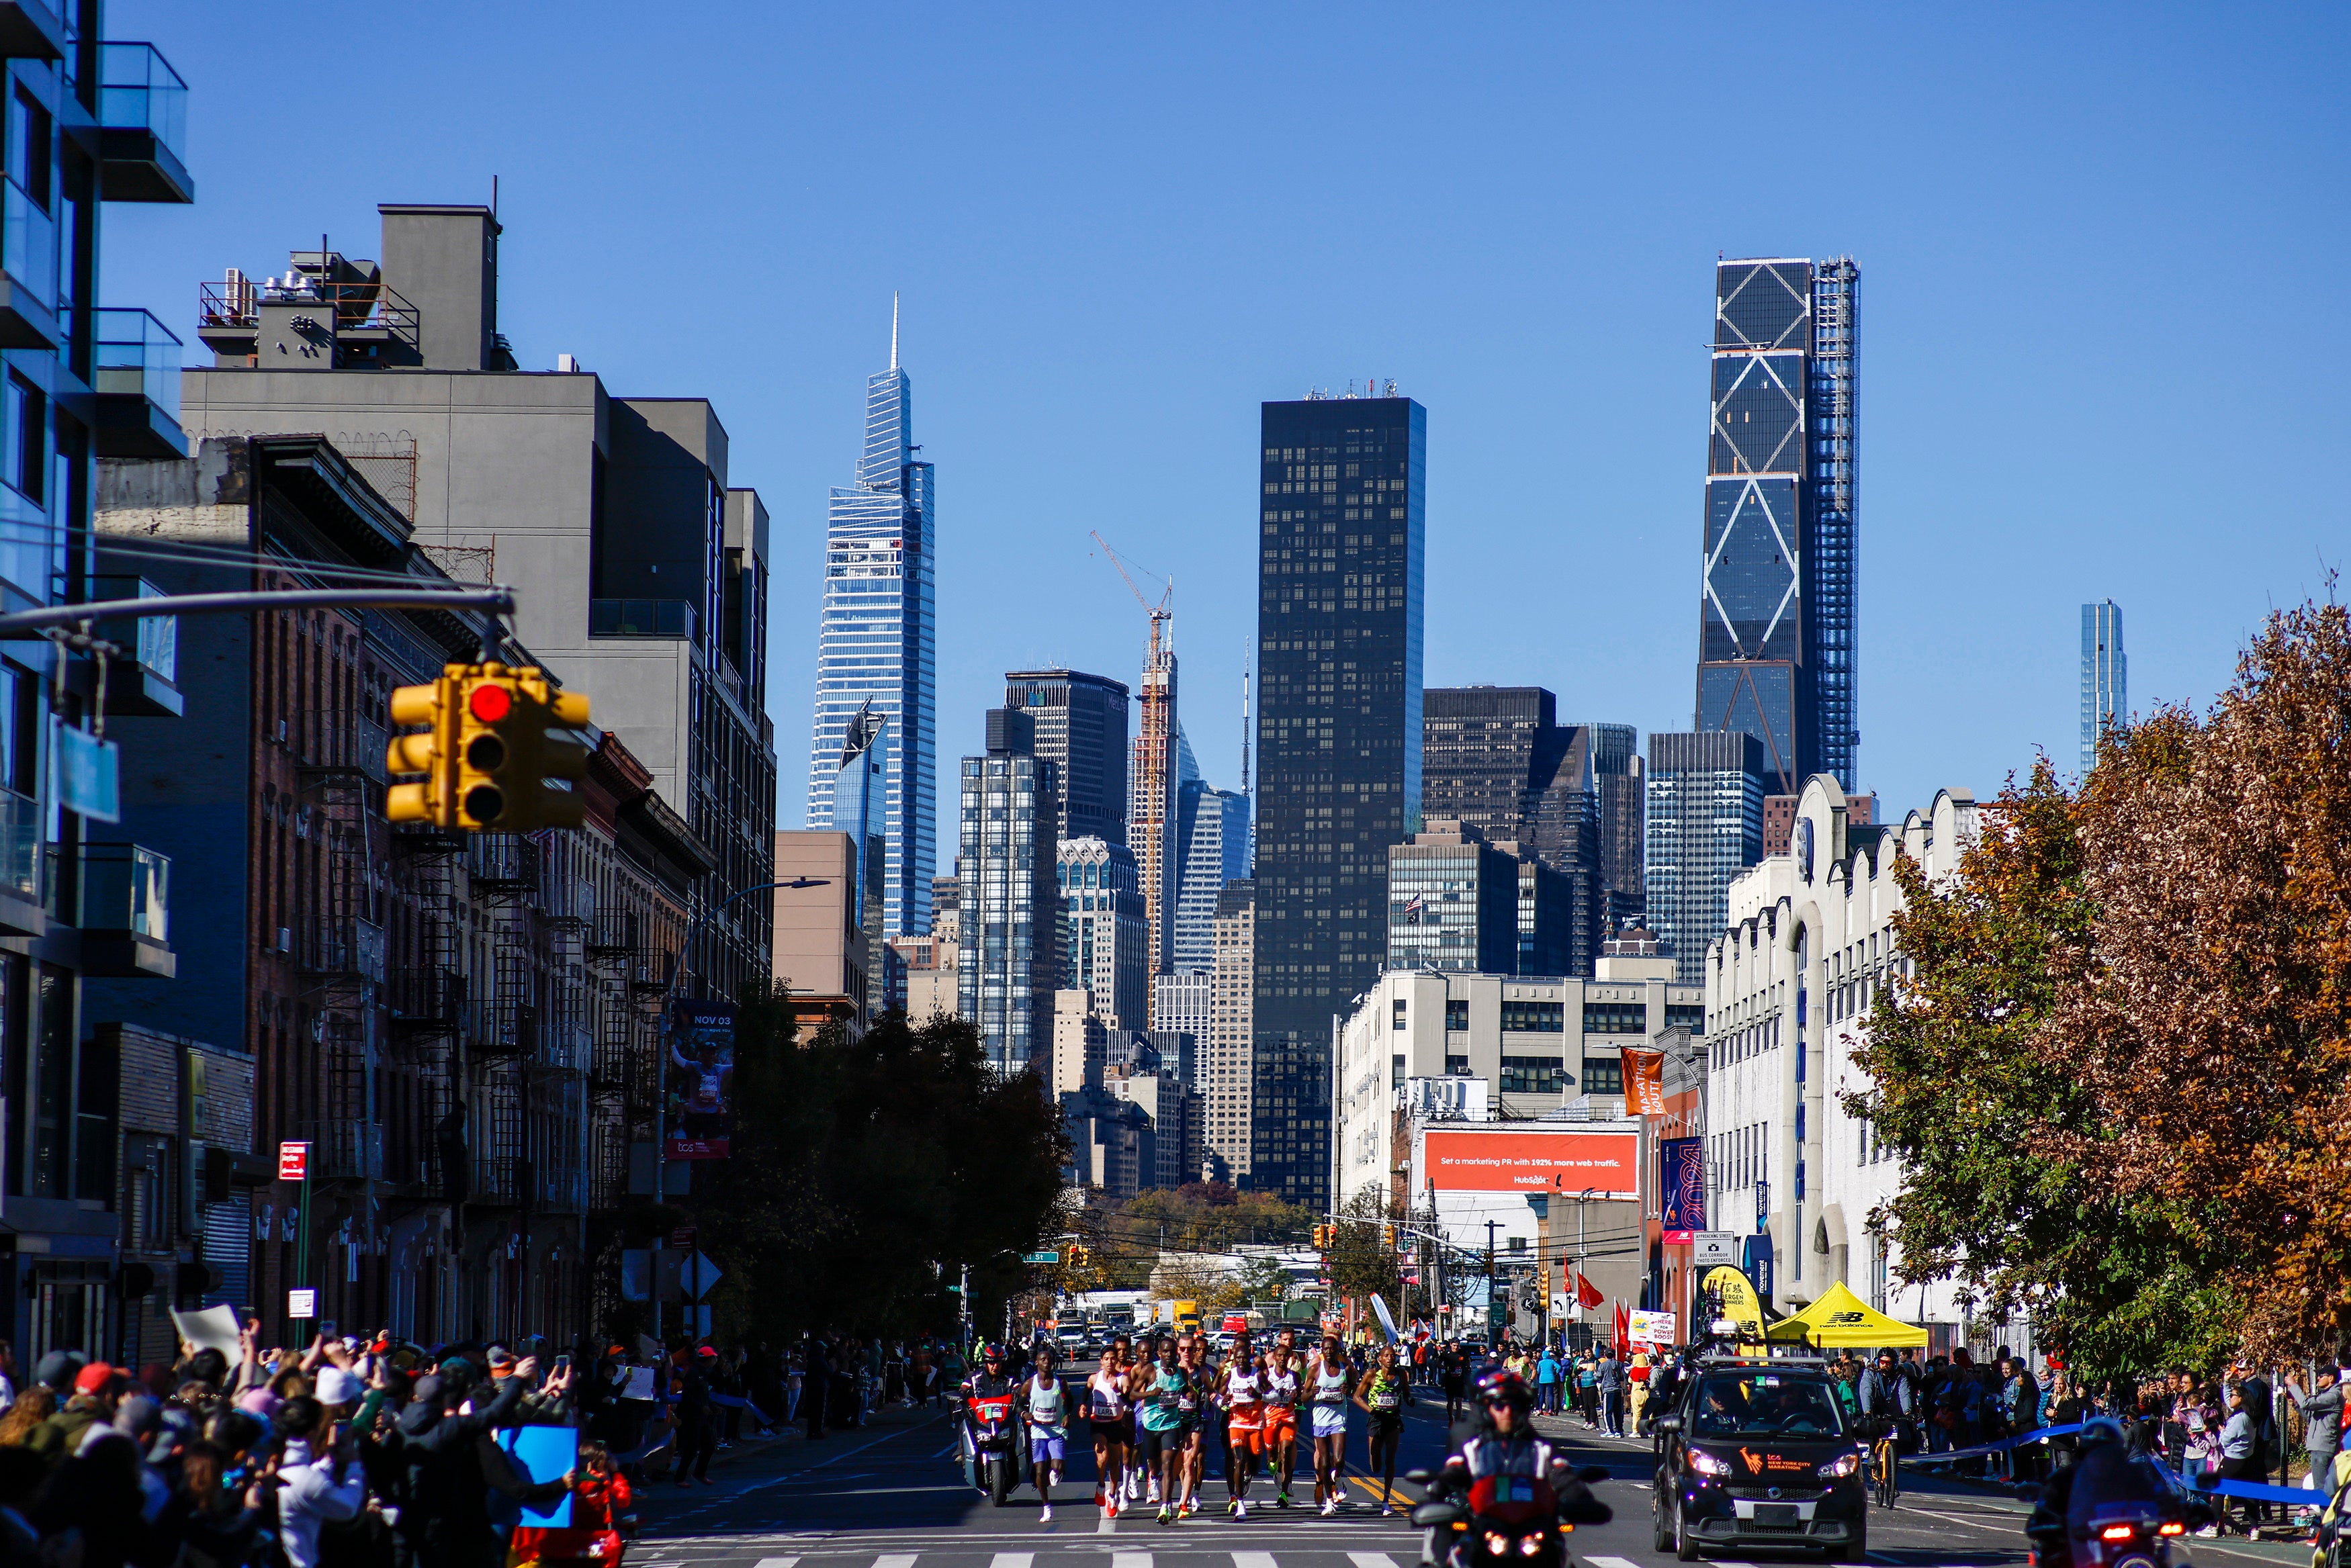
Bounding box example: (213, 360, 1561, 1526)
(24, 1362, 118, 1467)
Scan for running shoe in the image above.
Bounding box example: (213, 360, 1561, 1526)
(1040, 1505, 1054, 1523)
(1157, 1506, 1173, 1526)
(1226, 1498, 1239, 1516)
(1320, 1499, 1337, 1517)
(1235, 1499, 1249, 1520)
(1380, 1505, 1396, 1518)
(1276, 1489, 1293, 1508)
(1182, 1497, 1199, 1518)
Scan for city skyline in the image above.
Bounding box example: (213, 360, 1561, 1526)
(97, 5, 2347, 858)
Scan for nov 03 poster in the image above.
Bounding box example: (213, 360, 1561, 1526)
(666, 999, 737, 1160)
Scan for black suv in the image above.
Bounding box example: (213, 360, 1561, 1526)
(1650, 1357, 1867, 1561)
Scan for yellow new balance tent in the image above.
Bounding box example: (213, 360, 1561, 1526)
(1765, 1281, 1929, 1348)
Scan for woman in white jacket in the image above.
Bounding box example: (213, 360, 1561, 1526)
(269, 1395, 367, 1568)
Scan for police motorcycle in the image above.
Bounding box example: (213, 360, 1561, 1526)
(959, 1341, 1022, 1507)
(1406, 1369, 1613, 1568)
(2018, 1418, 2214, 1568)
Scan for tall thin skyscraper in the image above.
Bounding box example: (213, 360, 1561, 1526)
(1253, 392, 1425, 1207)
(834, 701, 889, 1015)
(809, 300, 936, 940)
(1697, 257, 1859, 796)
(959, 709, 1061, 1072)
(1173, 783, 1251, 972)
(2081, 600, 2127, 774)
(1130, 622, 1179, 996)
(1006, 669, 1130, 845)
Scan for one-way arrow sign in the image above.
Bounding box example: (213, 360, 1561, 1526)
(683, 1250, 723, 1301)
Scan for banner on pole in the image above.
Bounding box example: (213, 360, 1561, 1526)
(1658, 1136, 1705, 1232)
(666, 1000, 738, 1160)
(1623, 1049, 1666, 1116)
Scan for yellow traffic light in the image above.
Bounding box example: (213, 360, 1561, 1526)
(1384, 1223, 1398, 1250)
(385, 675, 459, 825)
(386, 663, 592, 833)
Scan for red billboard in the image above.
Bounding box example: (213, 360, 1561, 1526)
(1422, 1129, 1640, 1198)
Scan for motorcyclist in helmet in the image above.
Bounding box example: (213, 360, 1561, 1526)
(2025, 1415, 2206, 1568)
(961, 1342, 1024, 1493)
(1426, 1369, 1611, 1528)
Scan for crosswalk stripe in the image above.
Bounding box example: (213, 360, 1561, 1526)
(1588, 1559, 1646, 1568)
(1113, 1554, 1153, 1568)
(1349, 1554, 1403, 1568)
(754, 1559, 801, 1568)
(1237, 1553, 1280, 1568)
(990, 1555, 1033, 1568)
(875, 1557, 919, 1568)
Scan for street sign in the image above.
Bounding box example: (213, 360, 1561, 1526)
(684, 1251, 723, 1301)
(287, 1288, 317, 1319)
(1022, 1250, 1061, 1264)
(278, 1141, 311, 1182)
(1691, 1231, 1741, 1269)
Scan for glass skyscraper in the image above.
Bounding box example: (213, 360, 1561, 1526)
(1697, 257, 1859, 796)
(1644, 731, 1767, 986)
(1252, 394, 1425, 1207)
(809, 322, 936, 941)
(1172, 783, 1250, 972)
(2081, 600, 2126, 774)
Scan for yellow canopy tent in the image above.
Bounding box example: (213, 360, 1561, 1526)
(1764, 1281, 1930, 1348)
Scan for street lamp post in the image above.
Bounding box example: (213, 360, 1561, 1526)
(650, 876, 830, 1342)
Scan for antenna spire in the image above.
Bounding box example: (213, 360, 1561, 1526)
(890, 291, 899, 371)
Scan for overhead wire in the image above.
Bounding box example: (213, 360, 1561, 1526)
(0, 516, 489, 592)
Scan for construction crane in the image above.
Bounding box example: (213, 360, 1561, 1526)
(1091, 532, 1178, 1009)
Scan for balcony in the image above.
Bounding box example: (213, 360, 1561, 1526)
(92, 310, 186, 458)
(0, 790, 41, 938)
(80, 574, 181, 719)
(0, 3, 64, 60)
(0, 175, 56, 349)
(589, 598, 695, 640)
(97, 43, 191, 203)
(299, 1119, 385, 1183)
(79, 842, 171, 978)
(296, 915, 386, 985)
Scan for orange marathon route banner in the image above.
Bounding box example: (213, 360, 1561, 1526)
(1421, 1128, 1640, 1198)
(1624, 1049, 1666, 1117)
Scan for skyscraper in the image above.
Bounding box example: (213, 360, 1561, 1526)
(1579, 721, 1645, 928)
(958, 710, 1061, 1072)
(834, 702, 889, 1015)
(1253, 393, 1425, 1207)
(1130, 626, 1179, 996)
(1006, 668, 1130, 845)
(1697, 257, 1859, 796)
(810, 302, 937, 941)
(1421, 686, 1603, 976)
(1644, 731, 1767, 986)
(1172, 783, 1251, 972)
(2081, 600, 2126, 774)
(1057, 835, 1149, 1033)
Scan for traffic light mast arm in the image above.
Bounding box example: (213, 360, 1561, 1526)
(0, 584, 517, 637)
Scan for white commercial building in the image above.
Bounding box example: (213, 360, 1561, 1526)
(1701, 776, 1976, 1327)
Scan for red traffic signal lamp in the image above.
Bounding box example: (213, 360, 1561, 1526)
(386, 661, 590, 832)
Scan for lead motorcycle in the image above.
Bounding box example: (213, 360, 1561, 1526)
(2020, 1420, 2214, 1568)
(1407, 1461, 1613, 1568)
(963, 1388, 1020, 1507)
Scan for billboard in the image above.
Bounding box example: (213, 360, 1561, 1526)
(1421, 1128, 1639, 1198)
(666, 1000, 738, 1160)
(1658, 1136, 1705, 1235)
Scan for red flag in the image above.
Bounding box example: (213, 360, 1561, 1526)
(1613, 1301, 1630, 1354)
(1575, 1272, 1604, 1310)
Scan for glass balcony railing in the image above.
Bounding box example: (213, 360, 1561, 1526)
(80, 841, 167, 941)
(1, 177, 54, 307)
(93, 308, 181, 424)
(98, 42, 186, 164)
(589, 598, 695, 639)
(0, 792, 36, 903)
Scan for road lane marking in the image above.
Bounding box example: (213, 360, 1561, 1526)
(1236, 1553, 1280, 1568)
(1587, 1558, 1646, 1568)
(875, 1557, 919, 1568)
(753, 1559, 800, 1568)
(1349, 1554, 1403, 1568)
(989, 1555, 1033, 1568)
(1114, 1553, 1153, 1568)
(1097, 1512, 1116, 1534)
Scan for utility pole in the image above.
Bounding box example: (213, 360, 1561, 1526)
(1484, 1219, 1499, 1342)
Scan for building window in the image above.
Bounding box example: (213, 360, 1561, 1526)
(1499, 999, 1562, 1033)
(1499, 1055, 1566, 1095)
(1390, 998, 1407, 1031)
(1444, 999, 1468, 1032)
(1582, 1001, 1645, 1034)
(1581, 1058, 1624, 1095)
(1444, 1054, 1469, 1076)
(1391, 1052, 1405, 1087)
(1665, 1003, 1705, 1031)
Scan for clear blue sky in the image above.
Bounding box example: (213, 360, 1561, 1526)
(104, 2, 2348, 854)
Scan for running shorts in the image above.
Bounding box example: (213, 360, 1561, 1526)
(1261, 1410, 1297, 1444)
(1311, 1404, 1348, 1439)
(1368, 1412, 1403, 1443)
(1227, 1423, 1264, 1455)
(1030, 1434, 1066, 1465)
(1137, 1427, 1176, 1468)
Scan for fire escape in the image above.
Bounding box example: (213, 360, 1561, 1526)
(294, 706, 390, 1185)
(389, 823, 465, 1201)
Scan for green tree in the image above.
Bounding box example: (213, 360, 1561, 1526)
(1329, 1183, 1405, 1320)
(703, 993, 1071, 1343)
(1841, 759, 2230, 1377)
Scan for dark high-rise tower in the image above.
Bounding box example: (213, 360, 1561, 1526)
(1697, 257, 1859, 796)
(1005, 668, 1130, 845)
(1252, 392, 1425, 1207)
(1421, 686, 1602, 976)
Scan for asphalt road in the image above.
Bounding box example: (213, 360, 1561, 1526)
(629, 1392, 2319, 1568)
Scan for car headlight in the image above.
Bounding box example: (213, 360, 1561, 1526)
(1517, 1534, 1545, 1556)
(1818, 1452, 1861, 1478)
(1484, 1533, 1511, 1557)
(1689, 1449, 1732, 1476)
